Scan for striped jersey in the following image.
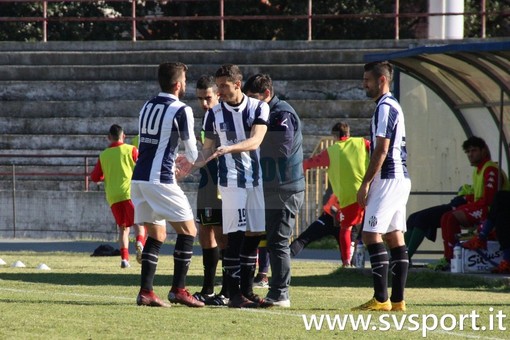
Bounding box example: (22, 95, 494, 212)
(203, 94, 269, 188)
(370, 92, 409, 179)
(132, 92, 198, 184)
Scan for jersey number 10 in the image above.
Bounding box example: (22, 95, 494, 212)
(141, 103, 165, 135)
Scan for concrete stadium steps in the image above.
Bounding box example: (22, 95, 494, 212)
(0, 39, 413, 51)
(301, 117, 370, 137)
(3, 115, 372, 136)
(0, 149, 98, 160)
(294, 100, 373, 118)
(0, 180, 200, 192)
(0, 165, 91, 178)
(0, 98, 371, 120)
(0, 151, 97, 164)
(0, 135, 109, 151)
(0, 179, 89, 191)
(0, 81, 156, 101)
(0, 49, 382, 66)
(0, 64, 365, 81)
(0, 117, 139, 135)
(0, 103, 372, 156)
(0, 131, 349, 153)
(0, 39, 409, 191)
(0, 100, 146, 119)
(0, 163, 95, 191)
(0, 79, 364, 101)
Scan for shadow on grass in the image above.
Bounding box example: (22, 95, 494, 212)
(2, 268, 508, 292)
(0, 273, 204, 287)
(413, 302, 510, 308)
(0, 298, 126, 307)
(1, 271, 370, 289)
(405, 269, 510, 292)
(294, 268, 510, 292)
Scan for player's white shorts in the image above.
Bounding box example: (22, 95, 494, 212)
(363, 177, 411, 234)
(218, 185, 265, 234)
(131, 181, 194, 224)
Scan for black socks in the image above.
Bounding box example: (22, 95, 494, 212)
(367, 242, 389, 303)
(201, 246, 220, 295)
(140, 236, 162, 291)
(390, 245, 409, 303)
(240, 235, 262, 297)
(172, 234, 194, 289)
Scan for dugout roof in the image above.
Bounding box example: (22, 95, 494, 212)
(364, 40, 510, 170)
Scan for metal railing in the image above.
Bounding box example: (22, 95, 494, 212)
(0, 154, 97, 191)
(0, 149, 459, 240)
(0, 154, 99, 238)
(0, 0, 497, 42)
(301, 136, 336, 233)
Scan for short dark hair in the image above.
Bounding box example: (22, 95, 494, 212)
(196, 75, 216, 90)
(331, 122, 350, 139)
(242, 73, 273, 95)
(364, 61, 393, 83)
(158, 62, 188, 92)
(462, 136, 488, 151)
(215, 64, 243, 83)
(109, 124, 123, 140)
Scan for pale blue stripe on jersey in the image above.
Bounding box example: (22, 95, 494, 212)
(222, 102, 248, 188)
(133, 94, 189, 184)
(135, 101, 157, 182)
(371, 93, 409, 179)
(158, 106, 183, 183)
(210, 97, 266, 188)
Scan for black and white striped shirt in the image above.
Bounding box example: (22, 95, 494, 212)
(203, 94, 269, 188)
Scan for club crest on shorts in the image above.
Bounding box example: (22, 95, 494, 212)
(368, 216, 377, 227)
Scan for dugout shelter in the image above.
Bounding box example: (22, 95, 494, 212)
(364, 40, 510, 253)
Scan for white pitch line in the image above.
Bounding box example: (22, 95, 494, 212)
(0, 287, 132, 301)
(242, 307, 305, 317)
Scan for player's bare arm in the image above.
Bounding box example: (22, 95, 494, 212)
(357, 136, 389, 207)
(213, 124, 268, 157)
(194, 137, 216, 167)
(176, 137, 216, 179)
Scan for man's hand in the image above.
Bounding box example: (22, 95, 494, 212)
(194, 148, 216, 168)
(357, 182, 370, 207)
(176, 147, 219, 179)
(175, 154, 193, 179)
(212, 145, 231, 158)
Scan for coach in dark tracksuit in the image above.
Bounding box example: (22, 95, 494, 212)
(244, 74, 305, 307)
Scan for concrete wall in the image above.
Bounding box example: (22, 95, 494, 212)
(0, 189, 197, 240)
(0, 39, 477, 241)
